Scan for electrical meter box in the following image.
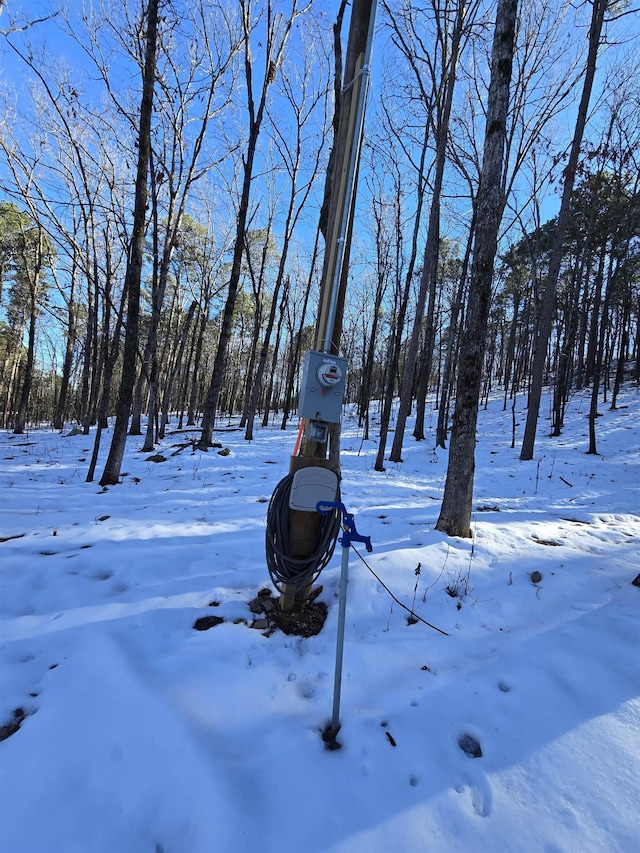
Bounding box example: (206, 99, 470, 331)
(298, 351, 348, 424)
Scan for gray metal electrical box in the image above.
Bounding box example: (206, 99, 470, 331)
(298, 351, 348, 423)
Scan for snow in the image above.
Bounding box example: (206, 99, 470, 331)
(1, 388, 639, 853)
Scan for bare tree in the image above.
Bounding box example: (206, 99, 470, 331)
(198, 0, 306, 449)
(99, 0, 159, 486)
(436, 0, 519, 538)
(386, 0, 479, 464)
(0, 200, 52, 432)
(520, 0, 609, 461)
(129, 1, 241, 451)
(0, 25, 131, 436)
(372, 102, 432, 472)
(244, 30, 331, 440)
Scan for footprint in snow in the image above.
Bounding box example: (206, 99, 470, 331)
(456, 772, 493, 818)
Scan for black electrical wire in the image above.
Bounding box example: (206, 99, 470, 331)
(265, 473, 342, 594)
(348, 543, 449, 636)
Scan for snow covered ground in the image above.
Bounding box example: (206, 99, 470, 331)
(1, 388, 639, 853)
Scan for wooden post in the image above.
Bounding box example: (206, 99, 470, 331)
(279, 454, 335, 611)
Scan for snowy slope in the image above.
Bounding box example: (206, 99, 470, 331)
(1, 388, 639, 853)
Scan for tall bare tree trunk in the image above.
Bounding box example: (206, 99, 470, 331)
(436, 213, 474, 448)
(261, 280, 288, 427)
(53, 263, 78, 430)
(99, 0, 158, 486)
(588, 256, 615, 454)
(13, 272, 39, 434)
(159, 300, 197, 439)
(199, 0, 299, 449)
(436, 0, 518, 538)
(389, 0, 469, 463)
(520, 0, 608, 460)
(374, 131, 430, 472)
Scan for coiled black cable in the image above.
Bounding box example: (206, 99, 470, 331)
(265, 473, 342, 594)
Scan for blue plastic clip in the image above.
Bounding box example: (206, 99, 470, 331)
(316, 500, 373, 552)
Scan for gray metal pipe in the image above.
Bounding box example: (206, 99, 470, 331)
(322, 2, 378, 354)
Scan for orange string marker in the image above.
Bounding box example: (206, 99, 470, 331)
(292, 419, 305, 456)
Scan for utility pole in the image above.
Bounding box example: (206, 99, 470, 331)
(268, 0, 377, 610)
(315, 0, 376, 359)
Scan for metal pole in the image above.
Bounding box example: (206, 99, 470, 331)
(316, 500, 371, 745)
(322, 3, 377, 354)
(317, 0, 378, 355)
(330, 539, 351, 733)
